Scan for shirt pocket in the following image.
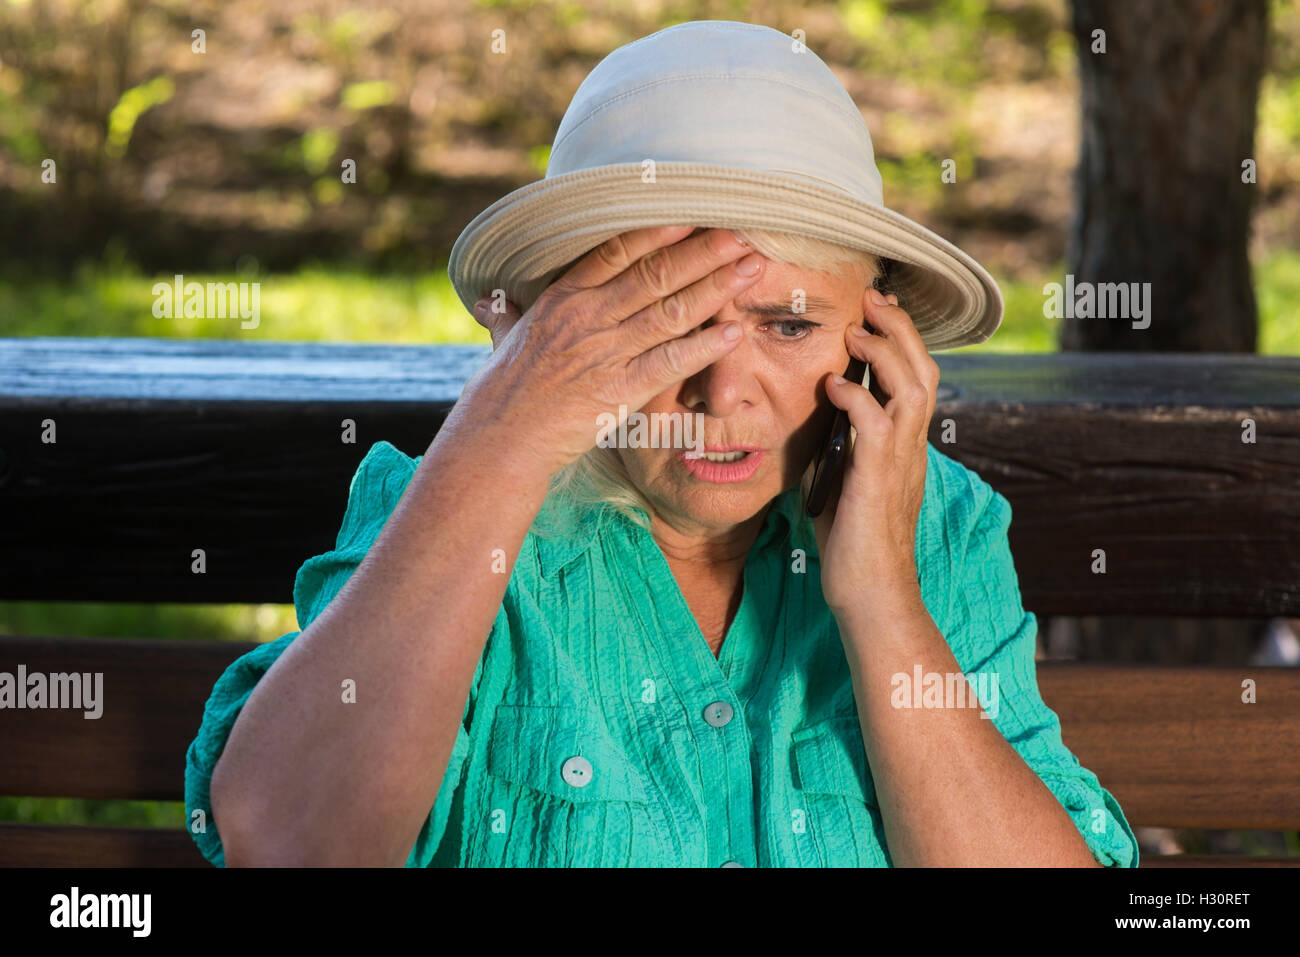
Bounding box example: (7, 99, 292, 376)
(473, 704, 670, 867)
(790, 714, 890, 866)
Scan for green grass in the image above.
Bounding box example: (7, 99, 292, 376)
(0, 260, 490, 344)
(5, 252, 1298, 353)
(0, 797, 186, 829)
(0, 601, 298, 643)
(950, 251, 1300, 356)
(1257, 248, 1300, 355)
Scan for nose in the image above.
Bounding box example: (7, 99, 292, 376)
(679, 316, 759, 418)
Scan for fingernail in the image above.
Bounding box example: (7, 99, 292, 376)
(832, 374, 847, 385)
(731, 230, 749, 246)
(723, 323, 742, 341)
(736, 253, 762, 276)
(850, 325, 870, 337)
(868, 288, 887, 305)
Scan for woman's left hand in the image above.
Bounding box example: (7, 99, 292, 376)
(812, 287, 939, 625)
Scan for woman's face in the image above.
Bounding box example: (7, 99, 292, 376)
(616, 250, 874, 541)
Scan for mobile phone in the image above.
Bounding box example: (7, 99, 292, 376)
(805, 260, 894, 518)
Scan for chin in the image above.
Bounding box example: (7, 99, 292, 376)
(668, 482, 778, 525)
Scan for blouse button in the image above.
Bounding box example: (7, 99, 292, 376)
(561, 756, 593, 788)
(703, 701, 734, 727)
(721, 861, 744, 867)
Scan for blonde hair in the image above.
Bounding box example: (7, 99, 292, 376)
(533, 228, 881, 540)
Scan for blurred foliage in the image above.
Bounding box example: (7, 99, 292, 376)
(301, 128, 340, 176)
(842, 0, 1021, 88)
(341, 79, 395, 110)
(105, 75, 174, 158)
(1256, 249, 1300, 355)
(528, 143, 551, 176)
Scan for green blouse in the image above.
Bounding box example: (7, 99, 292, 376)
(185, 439, 1139, 867)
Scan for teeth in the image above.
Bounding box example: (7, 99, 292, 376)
(701, 451, 749, 462)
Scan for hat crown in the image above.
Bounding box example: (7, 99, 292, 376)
(548, 20, 884, 205)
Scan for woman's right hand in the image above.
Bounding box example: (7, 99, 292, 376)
(456, 225, 767, 479)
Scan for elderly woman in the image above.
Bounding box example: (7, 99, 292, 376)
(186, 20, 1137, 867)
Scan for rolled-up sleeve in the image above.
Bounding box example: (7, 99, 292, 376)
(184, 440, 482, 867)
(942, 483, 1139, 868)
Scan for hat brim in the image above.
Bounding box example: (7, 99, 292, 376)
(448, 162, 1003, 352)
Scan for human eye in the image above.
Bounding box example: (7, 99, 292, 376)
(764, 318, 820, 341)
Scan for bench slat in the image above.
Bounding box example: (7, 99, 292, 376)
(0, 635, 259, 800)
(1, 341, 1297, 615)
(0, 823, 207, 867)
(3, 637, 1299, 837)
(1037, 662, 1300, 830)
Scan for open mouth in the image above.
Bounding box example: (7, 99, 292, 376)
(686, 450, 751, 462)
(678, 447, 765, 483)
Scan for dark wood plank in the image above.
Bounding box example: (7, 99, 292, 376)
(0, 635, 258, 800)
(0, 343, 1294, 613)
(0, 338, 485, 604)
(1, 342, 1297, 612)
(4, 635, 1299, 834)
(0, 336, 489, 402)
(0, 823, 208, 867)
(1037, 662, 1300, 830)
(934, 353, 1300, 618)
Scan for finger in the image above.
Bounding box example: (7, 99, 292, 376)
(843, 329, 932, 446)
(590, 226, 755, 325)
(863, 288, 937, 390)
(549, 224, 696, 295)
(625, 317, 745, 398)
(824, 369, 891, 453)
(620, 247, 766, 353)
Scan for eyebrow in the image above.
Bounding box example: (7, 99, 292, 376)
(737, 296, 839, 318)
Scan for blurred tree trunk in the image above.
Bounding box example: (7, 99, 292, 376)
(1048, 0, 1272, 666)
(1064, 0, 1268, 351)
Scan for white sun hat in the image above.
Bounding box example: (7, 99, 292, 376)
(448, 19, 1003, 351)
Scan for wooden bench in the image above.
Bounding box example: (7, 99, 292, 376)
(1, 336, 1297, 867)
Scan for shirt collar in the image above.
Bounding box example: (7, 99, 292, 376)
(533, 492, 608, 579)
(752, 482, 819, 562)
(534, 483, 816, 580)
